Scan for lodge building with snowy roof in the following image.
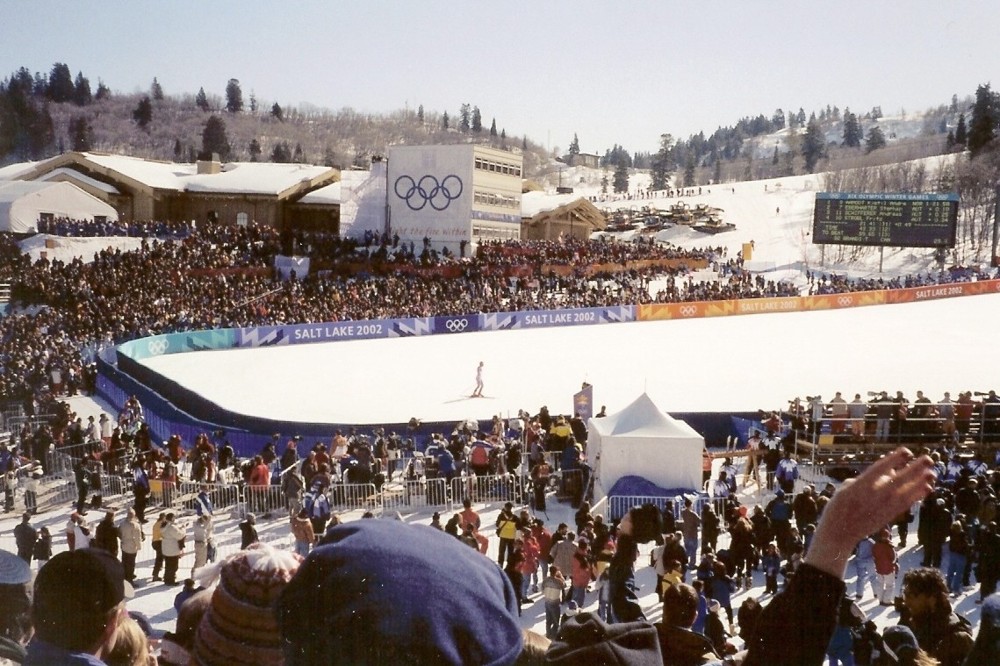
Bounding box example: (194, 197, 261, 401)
(12, 151, 340, 232)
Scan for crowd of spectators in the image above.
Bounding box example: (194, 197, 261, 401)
(807, 267, 995, 295)
(35, 216, 197, 239)
(11, 434, 1000, 665)
(0, 223, 996, 416)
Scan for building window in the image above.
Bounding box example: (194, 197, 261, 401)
(236, 212, 249, 227)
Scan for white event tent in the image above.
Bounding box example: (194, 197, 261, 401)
(588, 392, 704, 495)
(0, 181, 118, 233)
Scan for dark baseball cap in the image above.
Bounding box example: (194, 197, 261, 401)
(36, 548, 133, 613)
(33, 548, 133, 650)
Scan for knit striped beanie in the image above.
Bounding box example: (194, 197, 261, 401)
(191, 542, 302, 665)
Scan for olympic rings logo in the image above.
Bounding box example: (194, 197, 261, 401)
(679, 306, 697, 317)
(147, 339, 169, 356)
(445, 319, 469, 332)
(837, 296, 853, 307)
(394, 174, 464, 211)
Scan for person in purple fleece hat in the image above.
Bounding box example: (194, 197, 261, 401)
(276, 519, 524, 665)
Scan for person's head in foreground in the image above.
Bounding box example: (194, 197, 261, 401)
(277, 519, 524, 665)
(29, 548, 131, 661)
(190, 542, 302, 666)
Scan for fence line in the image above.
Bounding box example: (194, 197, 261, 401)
(450, 473, 524, 506)
(380, 478, 449, 515)
(326, 482, 380, 512)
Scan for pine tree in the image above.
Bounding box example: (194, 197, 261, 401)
(865, 126, 886, 154)
(471, 106, 482, 133)
(195, 87, 210, 112)
(649, 134, 673, 191)
(841, 109, 862, 148)
(174, 139, 183, 161)
(94, 81, 110, 101)
(772, 145, 779, 165)
(27, 72, 43, 97)
(248, 139, 262, 162)
(47, 63, 74, 103)
(500, 128, 506, 147)
(293, 142, 304, 163)
(950, 94, 959, 114)
(713, 156, 722, 184)
(151, 77, 164, 101)
(955, 113, 968, 147)
(684, 154, 696, 187)
(249, 90, 257, 114)
(68, 116, 93, 151)
(201, 115, 230, 160)
(442, 111, 449, 130)
(271, 141, 291, 163)
(612, 162, 629, 193)
(323, 146, 337, 167)
(132, 96, 153, 129)
(271, 102, 284, 121)
(459, 104, 471, 132)
(489, 118, 497, 137)
(801, 116, 825, 173)
(568, 133, 581, 156)
(967, 83, 999, 158)
(417, 104, 424, 123)
(225, 79, 243, 113)
(73, 72, 91, 106)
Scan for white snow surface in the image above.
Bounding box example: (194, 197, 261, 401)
(139, 293, 1000, 422)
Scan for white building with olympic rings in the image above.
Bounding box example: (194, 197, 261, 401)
(387, 144, 522, 255)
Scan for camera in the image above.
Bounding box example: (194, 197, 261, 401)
(974, 391, 988, 397)
(866, 391, 878, 397)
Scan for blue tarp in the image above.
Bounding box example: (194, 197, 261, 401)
(607, 475, 693, 499)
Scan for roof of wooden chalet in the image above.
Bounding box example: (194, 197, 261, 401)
(521, 196, 606, 231)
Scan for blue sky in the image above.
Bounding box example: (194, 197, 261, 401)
(4, 1, 997, 154)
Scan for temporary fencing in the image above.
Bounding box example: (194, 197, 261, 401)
(243, 484, 285, 516)
(176, 480, 242, 514)
(326, 482, 380, 512)
(450, 473, 524, 506)
(380, 478, 449, 515)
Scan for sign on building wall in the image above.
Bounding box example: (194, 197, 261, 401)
(388, 146, 473, 246)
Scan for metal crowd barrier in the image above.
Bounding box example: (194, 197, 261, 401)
(326, 482, 380, 512)
(100, 474, 127, 500)
(243, 484, 285, 516)
(450, 473, 524, 506)
(380, 478, 449, 514)
(176, 480, 242, 514)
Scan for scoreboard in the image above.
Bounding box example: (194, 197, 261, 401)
(812, 192, 958, 248)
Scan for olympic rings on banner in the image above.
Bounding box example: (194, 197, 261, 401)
(147, 339, 169, 355)
(394, 174, 464, 211)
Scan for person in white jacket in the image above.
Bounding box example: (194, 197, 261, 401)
(160, 512, 186, 585)
(118, 507, 144, 582)
(192, 514, 214, 572)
